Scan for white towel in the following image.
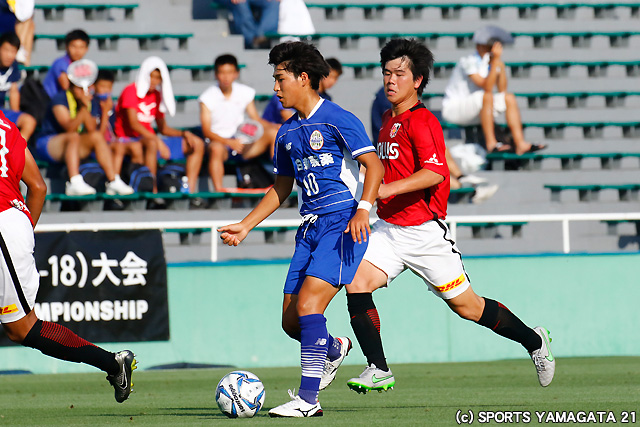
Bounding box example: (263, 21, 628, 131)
(135, 56, 176, 117)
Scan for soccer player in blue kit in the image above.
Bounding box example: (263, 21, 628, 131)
(218, 41, 384, 418)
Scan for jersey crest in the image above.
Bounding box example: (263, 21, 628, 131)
(390, 122, 401, 138)
(309, 130, 324, 150)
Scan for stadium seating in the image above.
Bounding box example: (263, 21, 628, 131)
(34, 33, 192, 51)
(29, 0, 640, 259)
(35, 3, 138, 21)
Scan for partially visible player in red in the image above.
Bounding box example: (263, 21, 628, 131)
(0, 110, 136, 403)
(340, 39, 555, 393)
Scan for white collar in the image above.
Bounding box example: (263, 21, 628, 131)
(306, 97, 324, 119)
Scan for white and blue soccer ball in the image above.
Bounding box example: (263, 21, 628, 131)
(215, 370, 265, 418)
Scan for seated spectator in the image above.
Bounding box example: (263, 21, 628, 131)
(0, 0, 34, 65)
(42, 29, 89, 98)
(442, 29, 546, 155)
(114, 56, 204, 193)
(318, 57, 342, 101)
(262, 93, 293, 125)
(213, 0, 279, 49)
(371, 85, 497, 203)
(93, 69, 144, 177)
(0, 32, 36, 141)
(199, 54, 278, 191)
(35, 60, 134, 196)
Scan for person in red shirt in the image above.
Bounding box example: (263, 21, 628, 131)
(340, 39, 555, 393)
(114, 56, 204, 193)
(0, 111, 136, 402)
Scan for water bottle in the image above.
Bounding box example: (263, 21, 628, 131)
(180, 176, 190, 194)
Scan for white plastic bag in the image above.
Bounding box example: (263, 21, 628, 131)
(449, 143, 487, 174)
(278, 0, 315, 36)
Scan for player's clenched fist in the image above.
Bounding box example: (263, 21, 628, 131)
(218, 223, 249, 246)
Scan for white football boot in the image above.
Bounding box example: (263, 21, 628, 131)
(319, 336, 352, 390)
(530, 326, 555, 387)
(347, 364, 395, 394)
(268, 390, 323, 418)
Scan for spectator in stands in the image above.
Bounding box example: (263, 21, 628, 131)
(262, 92, 294, 125)
(199, 54, 278, 191)
(42, 29, 90, 98)
(318, 58, 342, 101)
(371, 85, 498, 203)
(214, 0, 279, 49)
(0, 32, 36, 141)
(93, 69, 144, 176)
(442, 31, 546, 155)
(114, 56, 205, 193)
(35, 60, 134, 196)
(0, 0, 34, 65)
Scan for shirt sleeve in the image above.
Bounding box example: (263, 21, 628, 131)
(272, 126, 295, 177)
(8, 62, 21, 83)
(460, 54, 482, 76)
(50, 91, 68, 108)
(119, 85, 139, 110)
(410, 112, 449, 178)
(335, 110, 376, 159)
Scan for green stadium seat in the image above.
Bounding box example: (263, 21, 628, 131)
(486, 152, 640, 171)
(35, 3, 138, 21)
(34, 33, 193, 51)
(544, 184, 640, 202)
(457, 221, 528, 238)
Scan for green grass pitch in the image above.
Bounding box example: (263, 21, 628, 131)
(1, 357, 639, 425)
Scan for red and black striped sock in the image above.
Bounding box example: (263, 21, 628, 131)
(347, 293, 388, 371)
(477, 298, 542, 353)
(22, 320, 119, 375)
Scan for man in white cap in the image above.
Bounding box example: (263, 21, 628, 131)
(442, 26, 546, 155)
(35, 59, 134, 196)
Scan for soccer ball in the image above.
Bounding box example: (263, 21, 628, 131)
(215, 371, 265, 418)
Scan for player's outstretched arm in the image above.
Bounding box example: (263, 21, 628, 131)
(22, 148, 47, 226)
(218, 175, 295, 246)
(345, 151, 384, 243)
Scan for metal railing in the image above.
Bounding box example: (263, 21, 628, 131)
(35, 212, 640, 262)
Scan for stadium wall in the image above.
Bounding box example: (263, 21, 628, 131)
(1, 253, 638, 374)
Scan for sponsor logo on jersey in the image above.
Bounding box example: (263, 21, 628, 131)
(377, 142, 399, 160)
(285, 142, 292, 151)
(0, 304, 18, 315)
(424, 153, 443, 166)
(11, 199, 30, 213)
(309, 130, 324, 150)
(434, 274, 466, 293)
(390, 122, 401, 138)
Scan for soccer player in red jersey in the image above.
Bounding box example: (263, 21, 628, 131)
(343, 39, 555, 392)
(0, 111, 136, 403)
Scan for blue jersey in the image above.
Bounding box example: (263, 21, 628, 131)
(273, 99, 375, 216)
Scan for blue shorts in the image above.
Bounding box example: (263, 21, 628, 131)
(35, 135, 57, 163)
(0, 109, 22, 124)
(283, 208, 368, 294)
(163, 136, 185, 160)
(118, 136, 185, 160)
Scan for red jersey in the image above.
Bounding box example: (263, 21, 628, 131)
(114, 83, 164, 138)
(376, 103, 450, 226)
(0, 111, 33, 225)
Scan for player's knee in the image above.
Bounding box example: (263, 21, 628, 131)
(505, 92, 516, 104)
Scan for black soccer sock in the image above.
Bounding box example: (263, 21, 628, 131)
(347, 293, 389, 371)
(476, 298, 542, 353)
(22, 320, 119, 375)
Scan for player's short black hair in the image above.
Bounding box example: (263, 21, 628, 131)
(214, 54, 239, 72)
(268, 41, 330, 90)
(380, 38, 434, 96)
(326, 58, 343, 75)
(0, 32, 20, 50)
(65, 29, 90, 47)
(96, 69, 115, 83)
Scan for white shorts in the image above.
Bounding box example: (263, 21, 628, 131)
(0, 208, 39, 323)
(363, 219, 470, 300)
(442, 91, 507, 126)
